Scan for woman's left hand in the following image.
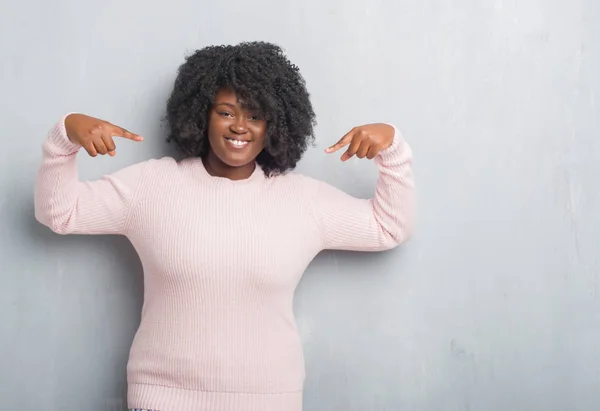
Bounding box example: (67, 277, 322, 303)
(325, 123, 395, 161)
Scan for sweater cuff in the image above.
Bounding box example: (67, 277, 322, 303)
(376, 123, 410, 164)
(48, 113, 82, 155)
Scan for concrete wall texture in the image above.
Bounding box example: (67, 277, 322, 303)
(1, 0, 599, 410)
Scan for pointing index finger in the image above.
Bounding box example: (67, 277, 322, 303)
(111, 125, 144, 141)
(325, 129, 355, 153)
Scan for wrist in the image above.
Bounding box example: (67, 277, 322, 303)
(382, 123, 395, 150)
(64, 113, 79, 143)
(380, 123, 398, 150)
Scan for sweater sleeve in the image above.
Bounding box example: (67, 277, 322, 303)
(34, 115, 149, 236)
(311, 124, 415, 252)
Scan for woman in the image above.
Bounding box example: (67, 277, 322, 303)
(34, 41, 415, 411)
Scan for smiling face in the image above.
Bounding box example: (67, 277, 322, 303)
(204, 88, 267, 178)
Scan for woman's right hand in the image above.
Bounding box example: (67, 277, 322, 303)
(64, 113, 143, 157)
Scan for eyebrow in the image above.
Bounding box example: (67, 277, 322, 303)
(215, 102, 237, 108)
(215, 101, 262, 114)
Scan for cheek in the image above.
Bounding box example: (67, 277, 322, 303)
(254, 133, 267, 150)
(207, 119, 225, 147)
(208, 115, 223, 132)
(252, 124, 267, 145)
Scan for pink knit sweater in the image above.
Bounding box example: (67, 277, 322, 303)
(34, 116, 415, 411)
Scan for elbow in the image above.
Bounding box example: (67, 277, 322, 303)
(34, 208, 60, 235)
(380, 220, 415, 251)
(377, 206, 416, 251)
(397, 218, 416, 245)
(33, 167, 75, 235)
(385, 194, 417, 250)
(37, 218, 70, 236)
(34, 198, 70, 235)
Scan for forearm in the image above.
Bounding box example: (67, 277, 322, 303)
(34, 116, 147, 235)
(34, 116, 84, 234)
(313, 125, 415, 251)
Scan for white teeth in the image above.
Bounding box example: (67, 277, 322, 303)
(227, 138, 248, 147)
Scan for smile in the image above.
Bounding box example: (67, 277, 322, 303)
(225, 137, 250, 148)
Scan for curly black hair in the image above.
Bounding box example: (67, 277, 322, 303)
(165, 41, 317, 176)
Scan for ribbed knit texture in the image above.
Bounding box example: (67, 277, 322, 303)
(34, 116, 415, 411)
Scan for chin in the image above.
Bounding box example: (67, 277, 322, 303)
(216, 152, 256, 168)
(224, 159, 253, 168)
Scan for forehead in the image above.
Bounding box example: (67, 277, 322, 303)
(214, 87, 238, 103)
(213, 87, 260, 111)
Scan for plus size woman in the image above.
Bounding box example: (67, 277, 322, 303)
(34, 41, 415, 411)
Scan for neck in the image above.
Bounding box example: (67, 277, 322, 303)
(203, 151, 256, 181)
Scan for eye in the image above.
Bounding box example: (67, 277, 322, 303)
(248, 114, 261, 121)
(218, 111, 233, 117)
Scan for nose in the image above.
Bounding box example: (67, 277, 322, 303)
(230, 117, 248, 134)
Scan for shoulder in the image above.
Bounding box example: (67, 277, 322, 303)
(145, 155, 179, 168)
